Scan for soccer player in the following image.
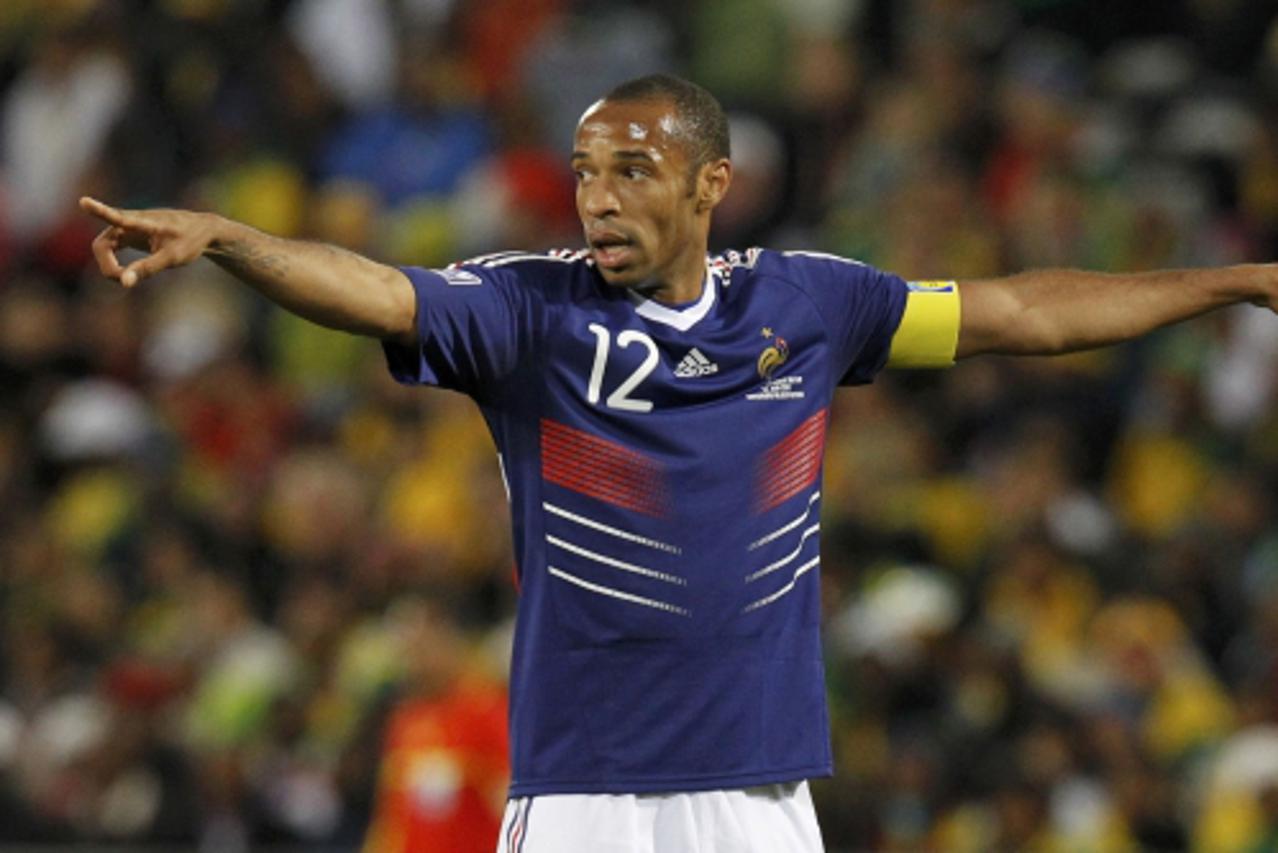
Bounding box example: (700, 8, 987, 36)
(83, 74, 1277, 852)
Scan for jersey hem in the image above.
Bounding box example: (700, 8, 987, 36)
(506, 763, 833, 798)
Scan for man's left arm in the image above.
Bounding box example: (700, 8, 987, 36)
(955, 266, 1278, 359)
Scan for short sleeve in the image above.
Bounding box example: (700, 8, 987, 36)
(381, 263, 538, 397)
(775, 251, 909, 386)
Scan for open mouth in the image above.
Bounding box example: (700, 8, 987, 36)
(589, 233, 635, 269)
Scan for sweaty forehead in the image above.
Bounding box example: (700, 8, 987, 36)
(574, 98, 688, 158)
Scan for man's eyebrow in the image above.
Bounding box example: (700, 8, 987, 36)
(570, 150, 658, 165)
(613, 150, 657, 162)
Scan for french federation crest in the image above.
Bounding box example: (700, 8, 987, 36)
(756, 329, 790, 380)
(748, 328, 804, 401)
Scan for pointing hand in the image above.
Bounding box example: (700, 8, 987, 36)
(80, 196, 221, 287)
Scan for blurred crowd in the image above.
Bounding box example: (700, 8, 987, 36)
(2, 0, 1278, 850)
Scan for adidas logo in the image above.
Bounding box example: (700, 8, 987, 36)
(674, 348, 719, 378)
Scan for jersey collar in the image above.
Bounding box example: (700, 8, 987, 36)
(626, 260, 718, 332)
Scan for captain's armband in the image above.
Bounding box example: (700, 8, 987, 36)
(887, 281, 960, 368)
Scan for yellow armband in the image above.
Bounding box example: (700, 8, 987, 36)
(887, 281, 960, 368)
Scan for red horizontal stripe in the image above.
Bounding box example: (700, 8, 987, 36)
(539, 434, 663, 488)
(771, 411, 825, 444)
(761, 419, 825, 463)
(759, 432, 826, 484)
(539, 419, 668, 516)
(758, 475, 820, 512)
(541, 451, 660, 495)
(765, 437, 824, 479)
(762, 410, 825, 456)
(761, 435, 824, 475)
(541, 454, 665, 507)
(756, 410, 827, 513)
(759, 463, 821, 509)
(539, 421, 664, 487)
(540, 434, 659, 489)
(762, 453, 822, 495)
(759, 438, 825, 494)
(760, 466, 822, 504)
(543, 464, 664, 516)
(541, 420, 652, 467)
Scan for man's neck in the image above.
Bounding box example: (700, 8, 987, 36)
(638, 244, 709, 306)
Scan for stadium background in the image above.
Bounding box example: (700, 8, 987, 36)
(2, 0, 1278, 849)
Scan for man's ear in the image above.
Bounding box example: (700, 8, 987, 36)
(696, 158, 732, 213)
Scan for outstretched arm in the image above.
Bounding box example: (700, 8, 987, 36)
(956, 266, 1277, 359)
(80, 197, 417, 345)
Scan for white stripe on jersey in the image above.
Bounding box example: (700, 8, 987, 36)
(745, 523, 820, 583)
(748, 492, 820, 551)
(483, 252, 579, 267)
(543, 502, 681, 554)
(497, 452, 511, 501)
(742, 556, 821, 613)
(546, 535, 685, 585)
(457, 250, 527, 267)
(549, 567, 689, 616)
(781, 249, 868, 266)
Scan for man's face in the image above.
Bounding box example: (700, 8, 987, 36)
(572, 98, 704, 290)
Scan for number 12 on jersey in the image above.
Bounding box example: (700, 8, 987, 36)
(586, 324, 658, 413)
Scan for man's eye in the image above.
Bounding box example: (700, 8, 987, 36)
(624, 166, 648, 180)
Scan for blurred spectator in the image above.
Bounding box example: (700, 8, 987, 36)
(319, 40, 491, 209)
(362, 596, 508, 853)
(521, 2, 676, 152)
(287, 0, 398, 111)
(0, 16, 129, 248)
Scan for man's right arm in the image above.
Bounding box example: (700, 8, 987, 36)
(80, 197, 418, 346)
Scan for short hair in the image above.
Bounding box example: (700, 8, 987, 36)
(603, 74, 731, 168)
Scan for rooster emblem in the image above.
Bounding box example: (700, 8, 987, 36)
(757, 336, 790, 380)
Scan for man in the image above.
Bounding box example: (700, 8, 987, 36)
(83, 74, 1276, 851)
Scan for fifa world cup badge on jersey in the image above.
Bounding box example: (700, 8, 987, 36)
(747, 327, 804, 401)
(440, 267, 482, 286)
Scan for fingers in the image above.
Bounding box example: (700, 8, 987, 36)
(79, 196, 131, 227)
(79, 196, 159, 242)
(89, 224, 165, 288)
(82, 199, 211, 287)
(90, 226, 126, 280)
(120, 248, 180, 288)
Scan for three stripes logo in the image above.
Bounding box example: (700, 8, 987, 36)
(674, 348, 719, 378)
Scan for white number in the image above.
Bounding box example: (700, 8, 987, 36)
(609, 330, 659, 412)
(587, 323, 610, 405)
(586, 324, 657, 412)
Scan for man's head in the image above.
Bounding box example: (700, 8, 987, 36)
(602, 74, 731, 178)
(572, 74, 732, 300)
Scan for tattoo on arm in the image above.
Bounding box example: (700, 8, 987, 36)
(207, 239, 291, 281)
(202, 233, 405, 335)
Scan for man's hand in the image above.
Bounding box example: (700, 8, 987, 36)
(81, 196, 222, 287)
(80, 195, 416, 341)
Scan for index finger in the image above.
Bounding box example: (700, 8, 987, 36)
(79, 196, 135, 228)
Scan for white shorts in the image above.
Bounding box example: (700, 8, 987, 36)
(497, 781, 824, 853)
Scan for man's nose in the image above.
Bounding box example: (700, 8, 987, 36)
(581, 178, 620, 219)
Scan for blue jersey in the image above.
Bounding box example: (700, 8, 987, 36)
(382, 248, 953, 796)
